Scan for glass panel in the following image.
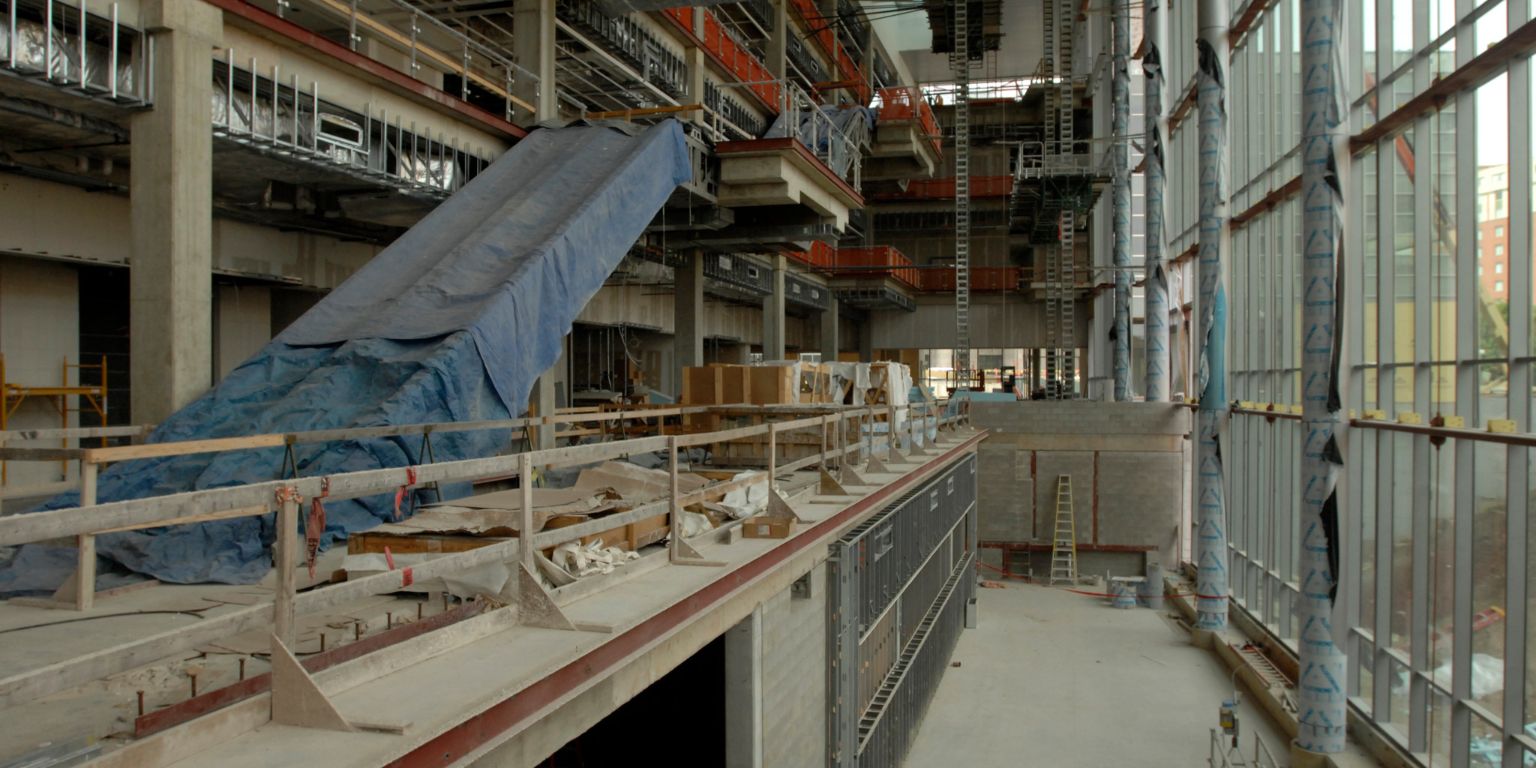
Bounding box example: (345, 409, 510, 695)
(1393, 144, 1416, 414)
(1527, 447, 1536, 727)
(1360, 638, 1376, 716)
(1430, 0, 1455, 42)
(1389, 655, 1412, 727)
(1470, 714, 1504, 767)
(1429, 438, 1456, 679)
(1360, 435, 1379, 709)
(1472, 440, 1509, 716)
(1476, 75, 1513, 366)
(1359, 0, 1378, 115)
(1427, 682, 1453, 765)
(1391, 432, 1415, 653)
(1475, 0, 1507, 52)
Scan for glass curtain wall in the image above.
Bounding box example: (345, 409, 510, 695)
(1162, 0, 1536, 759)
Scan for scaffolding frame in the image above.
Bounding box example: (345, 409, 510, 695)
(0, 353, 107, 484)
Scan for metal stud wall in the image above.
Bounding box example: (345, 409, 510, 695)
(828, 452, 978, 768)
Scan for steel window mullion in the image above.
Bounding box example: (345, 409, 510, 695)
(1373, 82, 1399, 721)
(1447, 14, 1479, 751)
(1409, 110, 1434, 753)
(1501, 18, 1531, 764)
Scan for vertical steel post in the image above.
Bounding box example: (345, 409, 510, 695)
(1194, 0, 1229, 630)
(1296, 0, 1347, 749)
(1110, 0, 1130, 401)
(1142, 0, 1169, 401)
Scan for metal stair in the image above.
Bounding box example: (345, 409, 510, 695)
(1048, 474, 1077, 584)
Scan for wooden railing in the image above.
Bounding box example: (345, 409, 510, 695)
(0, 402, 968, 712)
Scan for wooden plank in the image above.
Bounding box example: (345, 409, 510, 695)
(348, 532, 508, 555)
(98, 505, 270, 534)
(0, 447, 87, 461)
(717, 365, 751, 404)
(274, 494, 299, 649)
(82, 434, 286, 464)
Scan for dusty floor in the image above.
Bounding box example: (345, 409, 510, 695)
(905, 582, 1292, 767)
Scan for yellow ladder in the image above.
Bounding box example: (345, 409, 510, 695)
(1049, 474, 1077, 584)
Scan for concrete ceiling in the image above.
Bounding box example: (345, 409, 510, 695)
(866, 0, 1044, 85)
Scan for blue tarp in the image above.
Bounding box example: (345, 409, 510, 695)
(0, 120, 691, 594)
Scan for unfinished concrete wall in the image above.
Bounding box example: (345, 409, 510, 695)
(0, 175, 381, 292)
(0, 256, 80, 486)
(971, 401, 1190, 576)
(761, 564, 827, 768)
(214, 285, 272, 380)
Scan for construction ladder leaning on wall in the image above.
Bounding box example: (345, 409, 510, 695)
(1048, 474, 1077, 584)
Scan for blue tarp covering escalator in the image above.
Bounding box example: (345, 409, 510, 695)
(0, 120, 692, 593)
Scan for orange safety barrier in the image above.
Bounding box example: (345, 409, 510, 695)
(663, 7, 781, 112)
(787, 240, 836, 270)
(871, 175, 1015, 200)
(786, 0, 870, 104)
(833, 246, 919, 288)
(876, 86, 942, 154)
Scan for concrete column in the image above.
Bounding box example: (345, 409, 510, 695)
(129, 0, 220, 426)
(762, 255, 786, 360)
(766, 0, 788, 80)
(1110, 0, 1131, 401)
(1142, 0, 1170, 401)
(512, 0, 557, 122)
(687, 11, 707, 129)
(530, 373, 557, 450)
(724, 605, 763, 768)
(1295, 0, 1347, 750)
(819, 298, 839, 360)
(530, 334, 566, 450)
(675, 252, 705, 391)
(1194, 0, 1230, 631)
(858, 317, 873, 362)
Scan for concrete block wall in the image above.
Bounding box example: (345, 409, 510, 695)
(760, 564, 828, 768)
(971, 402, 1191, 574)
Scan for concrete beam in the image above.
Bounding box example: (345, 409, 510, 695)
(129, 0, 222, 425)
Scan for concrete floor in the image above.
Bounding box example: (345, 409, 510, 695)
(905, 582, 1291, 767)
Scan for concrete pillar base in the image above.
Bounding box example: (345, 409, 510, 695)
(1190, 627, 1217, 650)
(1288, 744, 1331, 768)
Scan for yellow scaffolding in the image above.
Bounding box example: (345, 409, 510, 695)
(0, 354, 109, 484)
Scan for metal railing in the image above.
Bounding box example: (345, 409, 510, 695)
(1207, 729, 1281, 767)
(285, 0, 538, 121)
(211, 49, 496, 195)
(0, 403, 970, 709)
(1, 0, 148, 105)
(767, 80, 862, 187)
(830, 451, 977, 768)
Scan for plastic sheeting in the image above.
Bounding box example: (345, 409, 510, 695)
(0, 121, 691, 594)
(765, 105, 872, 179)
